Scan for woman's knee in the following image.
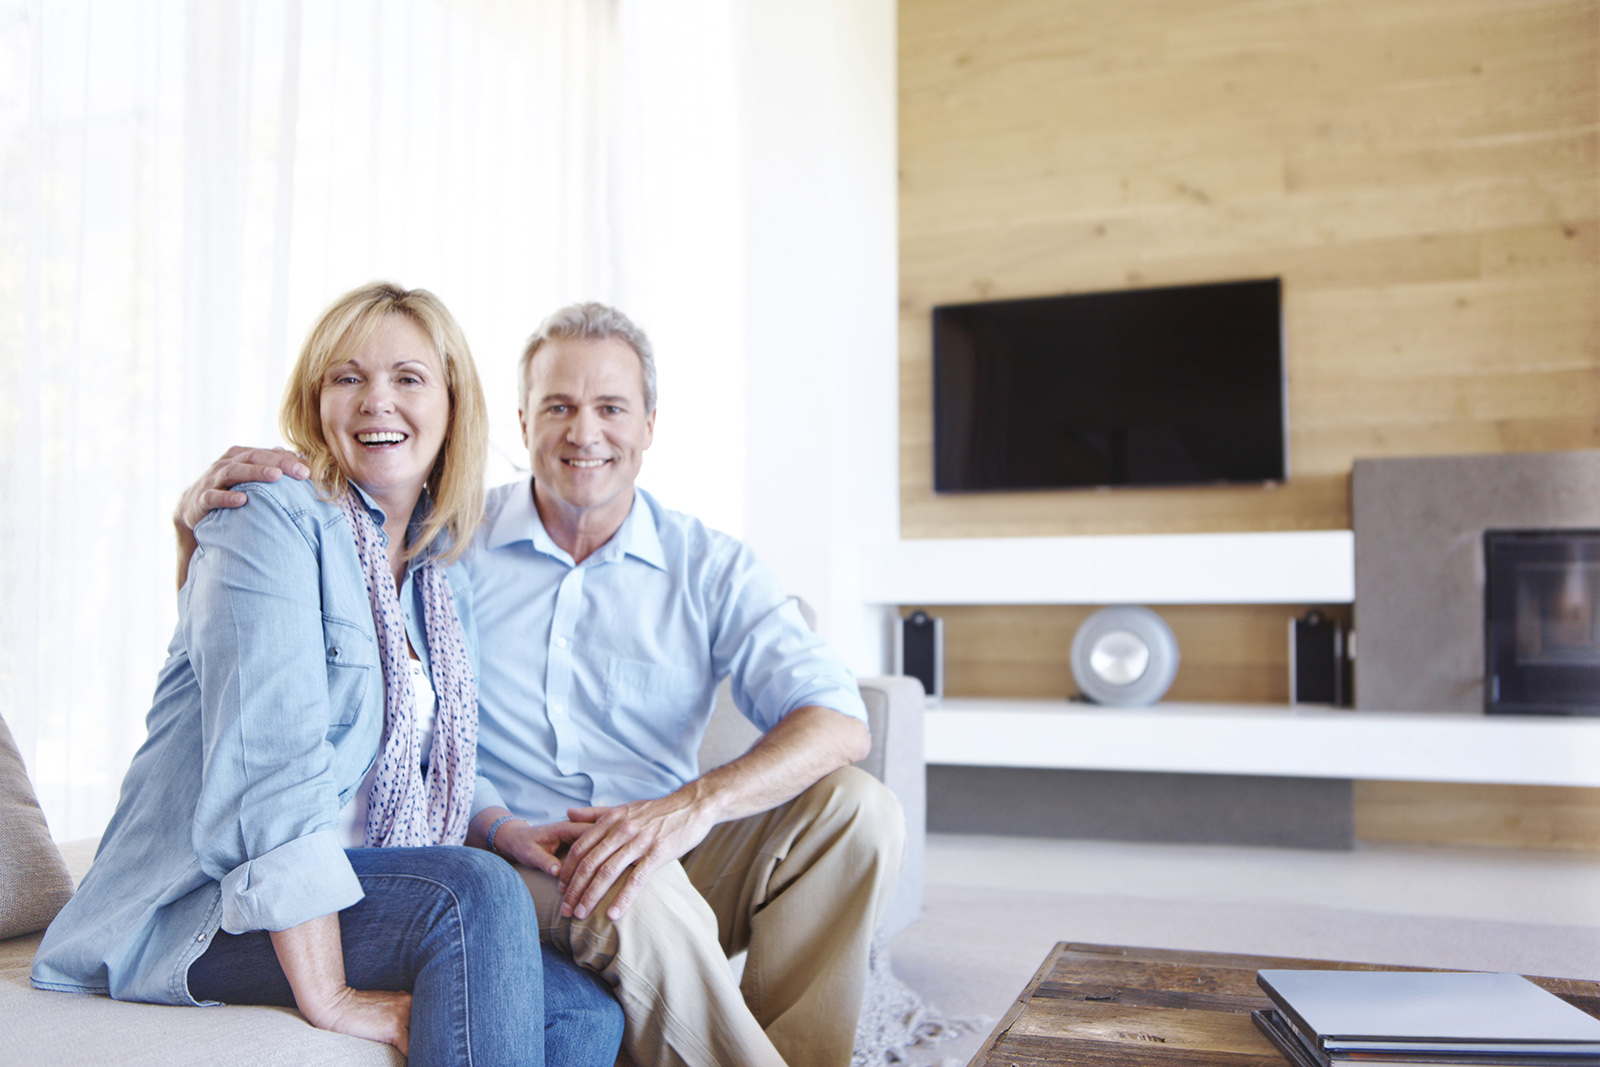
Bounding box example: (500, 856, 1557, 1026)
(370, 845, 534, 929)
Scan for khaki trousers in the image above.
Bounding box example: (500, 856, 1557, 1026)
(513, 766, 905, 1067)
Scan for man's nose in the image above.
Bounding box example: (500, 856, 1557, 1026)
(566, 409, 601, 444)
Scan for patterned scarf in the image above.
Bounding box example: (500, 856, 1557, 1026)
(337, 489, 478, 847)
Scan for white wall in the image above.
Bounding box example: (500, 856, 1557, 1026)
(731, 0, 900, 676)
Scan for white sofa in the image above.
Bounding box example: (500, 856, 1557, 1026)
(1, 677, 925, 1065)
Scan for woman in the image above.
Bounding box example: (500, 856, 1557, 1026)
(32, 283, 623, 1066)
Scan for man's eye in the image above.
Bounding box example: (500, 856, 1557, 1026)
(548, 404, 568, 414)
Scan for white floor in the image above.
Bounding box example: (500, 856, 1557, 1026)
(885, 833, 1600, 1067)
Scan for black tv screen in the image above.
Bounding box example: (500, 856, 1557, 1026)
(933, 278, 1287, 493)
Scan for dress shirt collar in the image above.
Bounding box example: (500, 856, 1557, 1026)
(487, 478, 667, 572)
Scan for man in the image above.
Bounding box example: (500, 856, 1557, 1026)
(180, 303, 905, 1067)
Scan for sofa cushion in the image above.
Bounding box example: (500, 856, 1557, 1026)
(0, 713, 74, 939)
(1, 838, 402, 1066)
(1, 928, 401, 1067)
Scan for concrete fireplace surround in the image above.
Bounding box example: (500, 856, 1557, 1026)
(1353, 450, 1600, 713)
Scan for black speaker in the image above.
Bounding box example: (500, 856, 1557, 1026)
(895, 611, 943, 703)
(1290, 610, 1346, 706)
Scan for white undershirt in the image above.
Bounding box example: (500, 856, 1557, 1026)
(337, 658, 437, 848)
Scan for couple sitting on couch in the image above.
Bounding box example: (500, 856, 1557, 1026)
(32, 283, 905, 1067)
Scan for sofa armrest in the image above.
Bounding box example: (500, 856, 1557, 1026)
(854, 676, 926, 937)
(696, 674, 927, 936)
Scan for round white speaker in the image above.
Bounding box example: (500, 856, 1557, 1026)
(1070, 606, 1180, 707)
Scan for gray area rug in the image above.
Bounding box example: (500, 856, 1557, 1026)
(852, 931, 990, 1066)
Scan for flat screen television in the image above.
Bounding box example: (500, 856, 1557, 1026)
(933, 278, 1287, 493)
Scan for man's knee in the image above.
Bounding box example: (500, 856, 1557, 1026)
(559, 860, 721, 972)
(805, 766, 906, 861)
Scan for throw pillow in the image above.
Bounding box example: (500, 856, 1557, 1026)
(0, 713, 75, 939)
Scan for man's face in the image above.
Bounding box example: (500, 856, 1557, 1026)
(520, 335, 655, 522)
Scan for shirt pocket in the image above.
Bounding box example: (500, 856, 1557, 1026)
(324, 617, 378, 727)
(603, 656, 707, 755)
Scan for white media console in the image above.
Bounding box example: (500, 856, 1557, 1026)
(863, 531, 1600, 788)
(925, 698, 1600, 788)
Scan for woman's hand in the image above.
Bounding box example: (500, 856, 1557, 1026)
(270, 914, 413, 1055)
(306, 986, 413, 1055)
(468, 806, 587, 877)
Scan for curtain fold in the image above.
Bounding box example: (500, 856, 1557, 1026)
(0, 0, 637, 840)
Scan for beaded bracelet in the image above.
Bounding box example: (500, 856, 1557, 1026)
(485, 814, 520, 855)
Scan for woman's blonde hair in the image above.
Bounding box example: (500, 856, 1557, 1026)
(280, 281, 487, 565)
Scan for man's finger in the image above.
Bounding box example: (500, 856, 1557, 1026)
(559, 812, 619, 874)
(229, 447, 310, 478)
(563, 833, 638, 920)
(180, 488, 249, 529)
(602, 850, 667, 921)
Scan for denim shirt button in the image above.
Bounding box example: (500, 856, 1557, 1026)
(328, 647, 340, 659)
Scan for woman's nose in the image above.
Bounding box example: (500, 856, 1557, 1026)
(359, 381, 395, 413)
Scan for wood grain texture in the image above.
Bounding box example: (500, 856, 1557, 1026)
(1354, 780, 1600, 850)
(971, 942, 1600, 1067)
(900, 0, 1600, 540)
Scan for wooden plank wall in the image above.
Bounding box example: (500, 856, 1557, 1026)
(901, 0, 1599, 539)
(898, 0, 1600, 848)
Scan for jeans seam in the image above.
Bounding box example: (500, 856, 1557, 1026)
(358, 871, 473, 1067)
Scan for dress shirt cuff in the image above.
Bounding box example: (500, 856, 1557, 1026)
(470, 773, 507, 819)
(217, 830, 364, 934)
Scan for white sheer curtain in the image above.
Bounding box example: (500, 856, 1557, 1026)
(0, 0, 704, 840)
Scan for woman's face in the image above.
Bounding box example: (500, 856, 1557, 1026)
(319, 313, 451, 511)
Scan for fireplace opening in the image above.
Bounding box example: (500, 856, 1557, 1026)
(1485, 529, 1600, 716)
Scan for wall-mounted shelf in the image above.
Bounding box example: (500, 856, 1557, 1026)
(925, 698, 1600, 788)
(861, 530, 1354, 605)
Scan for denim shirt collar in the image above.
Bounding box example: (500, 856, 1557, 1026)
(348, 481, 438, 577)
(487, 478, 666, 572)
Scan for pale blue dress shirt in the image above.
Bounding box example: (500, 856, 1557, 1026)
(32, 478, 475, 1005)
(465, 480, 866, 826)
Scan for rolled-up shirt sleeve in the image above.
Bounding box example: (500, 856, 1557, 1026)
(184, 485, 364, 934)
(710, 543, 868, 733)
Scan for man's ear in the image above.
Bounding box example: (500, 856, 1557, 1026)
(643, 409, 655, 450)
(518, 408, 530, 444)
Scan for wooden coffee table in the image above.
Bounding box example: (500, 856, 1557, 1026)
(968, 942, 1600, 1067)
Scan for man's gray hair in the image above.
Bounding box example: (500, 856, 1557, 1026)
(518, 302, 657, 413)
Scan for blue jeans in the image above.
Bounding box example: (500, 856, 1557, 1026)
(187, 846, 623, 1067)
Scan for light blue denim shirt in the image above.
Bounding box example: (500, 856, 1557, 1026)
(32, 477, 475, 1005)
(464, 479, 866, 826)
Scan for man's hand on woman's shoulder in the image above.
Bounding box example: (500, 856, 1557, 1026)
(174, 445, 310, 589)
(176, 445, 311, 532)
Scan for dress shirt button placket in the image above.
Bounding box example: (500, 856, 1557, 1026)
(547, 568, 584, 778)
